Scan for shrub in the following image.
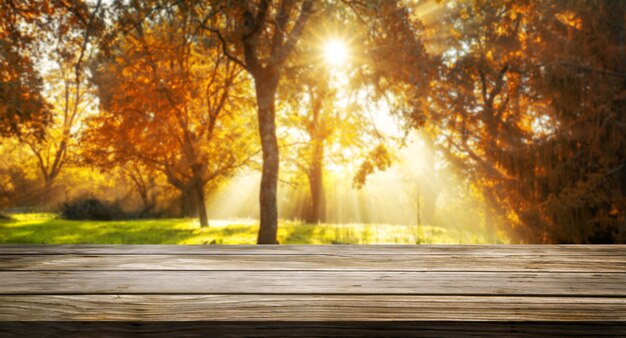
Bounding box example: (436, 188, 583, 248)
(60, 198, 125, 221)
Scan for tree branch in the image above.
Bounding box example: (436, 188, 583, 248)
(204, 26, 250, 72)
(271, 0, 314, 66)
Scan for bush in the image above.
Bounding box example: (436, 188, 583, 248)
(61, 198, 125, 221)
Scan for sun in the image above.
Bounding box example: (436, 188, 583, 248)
(324, 39, 348, 67)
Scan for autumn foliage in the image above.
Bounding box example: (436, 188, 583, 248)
(1, 0, 624, 243)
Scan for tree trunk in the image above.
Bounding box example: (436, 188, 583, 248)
(181, 186, 199, 218)
(148, 176, 157, 207)
(305, 138, 325, 223)
(421, 134, 439, 226)
(254, 72, 280, 244)
(194, 180, 209, 228)
(421, 185, 438, 225)
(484, 203, 497, 244)
(42, 178, 54, 209)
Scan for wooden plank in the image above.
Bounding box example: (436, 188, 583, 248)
(1, 295, 625, 321)
(1, 321, 624, 337)
(1, 254, 625, 272)
(1, 271, 624, 296)
(0, 244, 625, 256)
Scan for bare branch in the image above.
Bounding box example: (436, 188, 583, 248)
(203, 26, 250, 72)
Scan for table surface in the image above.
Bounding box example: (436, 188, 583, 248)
(0, 244, 625, 337)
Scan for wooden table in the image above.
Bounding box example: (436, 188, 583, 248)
(0, 245, 625, 337)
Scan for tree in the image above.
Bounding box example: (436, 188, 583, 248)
(335, 1, 433, 194)
(204, 0, 314, 243)
(0, 1, 60, 139)
(120, 161, 159, 213)
(277, 18, 374, 223)
(85, 1, 255, 227)
(280, 67, 334, 223)
(280, 64, 379, 223)
(0, 140, 40, 214)
(523, 0, 626, 242)
(417, 0, 626, 243)
(16, 0, 104, 205)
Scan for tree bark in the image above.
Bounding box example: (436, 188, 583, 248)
(305, 137, 325, 223)
(254, 71, 280, 244)
(230, 0, 313, 243)
(181, 186, 199, 218)
(194, 180, 209, 228)
(42, 178, 54, 209)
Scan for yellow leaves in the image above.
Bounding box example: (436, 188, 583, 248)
(486, 50, 494, 62)
(459, 8, 470, 20)
(555, 11, 582, 30)
(495, 26, 506, 36)
(449, 27, 462, 40)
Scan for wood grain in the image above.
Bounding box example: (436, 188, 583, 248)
(0, 270, 624, 296)
(0, 244, 624, 256)
(1, 295, 625, 321)
(0, 245, 624, 336)
(1, 254, 624, 272)
(1, 321, 624, 337)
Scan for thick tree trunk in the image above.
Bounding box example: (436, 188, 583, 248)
(236, 0, 313, 243)
(305, 138, 325, 223)
(176, 181, 208, 227)
(181, 187, 199, 218)
(194, 181, 209, 228)
(254, 72, 280, 244)
(138, 190, 150, 210)
(42, 178, 54, 209)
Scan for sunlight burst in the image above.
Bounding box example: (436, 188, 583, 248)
(324, 39, 348, 67)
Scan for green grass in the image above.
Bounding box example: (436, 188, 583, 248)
(0, 213, 491, 244)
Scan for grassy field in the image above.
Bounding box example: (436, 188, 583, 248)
(0, 214, 493, 244)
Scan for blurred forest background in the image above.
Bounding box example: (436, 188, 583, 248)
(1, 0, 624, 244)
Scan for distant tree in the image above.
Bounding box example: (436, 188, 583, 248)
(0, 140, 40, 214)
(119, 161, 160, 213)
(333, 1, 433, 192)
(85, 1, 255, 227)
(278, 21, 377, 223)
(14, 0, 105, 206)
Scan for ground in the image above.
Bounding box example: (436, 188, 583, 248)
(0, 214, 493, 244)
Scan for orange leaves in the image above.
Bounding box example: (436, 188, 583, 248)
(352, 144, 392, 190)
(555, 11, 582, 30)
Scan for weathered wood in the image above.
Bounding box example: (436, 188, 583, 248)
(1, 254, 625, 272)
(1, 321, 624, 337)
(0, 244, 624, 256)
(1, 295, 625, 321)
(0, 245, 624, 336)
(1, 270, 624, 296)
